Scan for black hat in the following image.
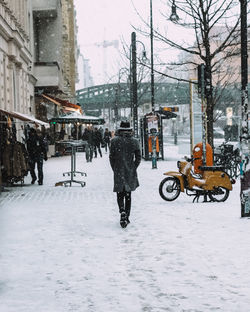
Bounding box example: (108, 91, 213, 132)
(119, 121, 132, 130)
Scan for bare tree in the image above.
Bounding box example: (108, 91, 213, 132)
(134, 0, 242, 146)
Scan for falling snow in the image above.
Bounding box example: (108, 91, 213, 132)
(0, 145, 250, 312)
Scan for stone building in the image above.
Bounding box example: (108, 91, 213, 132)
(32, 0, 79, 120)
(61, 0, 77, 102)
(0, 0, 79, 123)
(0, 0, 36, 119)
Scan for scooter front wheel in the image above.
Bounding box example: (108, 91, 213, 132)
(159, 177, 181, 201)
(208, 187, 230, 202)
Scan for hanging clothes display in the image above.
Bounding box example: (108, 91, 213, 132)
(2, 141, 29, 185)
(0, 112, 29, 186)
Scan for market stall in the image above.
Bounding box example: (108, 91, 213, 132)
(49, 111, 105, 156)
(0, 109, 49, 189)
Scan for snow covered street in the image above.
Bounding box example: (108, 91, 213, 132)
(0, 146, 249, 312)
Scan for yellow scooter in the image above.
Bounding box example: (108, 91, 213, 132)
(159, 157, 235, 202)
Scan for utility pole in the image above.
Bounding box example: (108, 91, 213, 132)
(198, 64, 207, 165)
(150, 0, 155, 113)
(131, 32, 138, 137)
(240, 0, 250, 217)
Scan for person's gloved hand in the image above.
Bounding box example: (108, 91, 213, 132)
(44, 155, 48, 161)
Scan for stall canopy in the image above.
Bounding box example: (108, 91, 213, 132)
(49, 111, 105, 125)
(41, 94, 83, 113)
(0, 108, 49, 128)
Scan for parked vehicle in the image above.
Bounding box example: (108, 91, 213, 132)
(214, 143, 241, 179)
(159, 156, 235, 203)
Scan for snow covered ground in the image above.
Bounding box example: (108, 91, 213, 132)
(0, 144, 249, 312)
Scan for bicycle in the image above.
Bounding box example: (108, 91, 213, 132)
(214, 143, 241, 180)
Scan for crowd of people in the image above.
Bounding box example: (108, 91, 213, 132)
(81, 126, 112, 162)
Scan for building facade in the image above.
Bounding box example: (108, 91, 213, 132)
(32, 0, 78, 120)
(0, 0, 35, 117)
(61, 0, 77, 102)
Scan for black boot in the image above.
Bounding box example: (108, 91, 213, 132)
(125, 193, 131, 225)
(120, 211, 127, 228)
(117, 192, 127, 228)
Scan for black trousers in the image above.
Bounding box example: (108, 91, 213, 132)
(94, 143, 102, 157)
(85, 144, 94, 162)
(29, 156, 43, 183)
(117, 191, 131, 217)
(104, 141, 110, 152)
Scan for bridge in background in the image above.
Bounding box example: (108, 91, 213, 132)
(76, 82, 189, 114)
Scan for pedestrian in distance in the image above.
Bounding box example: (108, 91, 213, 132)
(26, 128, 48, 185)
(103, 128, 112, 153)
(99, 126, 104, 139)
(109, 121, 141, 228)
(82, 126, 94, 162)
(93, 127, 102, 158)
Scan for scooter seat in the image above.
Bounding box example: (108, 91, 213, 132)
(199, 165, 224, 171)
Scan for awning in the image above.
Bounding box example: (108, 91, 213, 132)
(49, 111, 105, 125)
(41, 94, 83, 113)
(41, 94, 61, 107)
(0, 108, 49, 128)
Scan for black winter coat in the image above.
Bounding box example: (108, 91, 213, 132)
(27, 134, 47, 160)
(103, 130, 111, 143)
(82, 129, 94, 146)
(109, 130, 141, 192)
(93, 130, 103, 145)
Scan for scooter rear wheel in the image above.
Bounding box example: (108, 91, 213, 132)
(208, 187, 230, 202)
(159, 177, 181, 201)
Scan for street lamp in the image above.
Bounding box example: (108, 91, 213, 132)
(130, 32, 147, 137)
(169, 0, 179, 22)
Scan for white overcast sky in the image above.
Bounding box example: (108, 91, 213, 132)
(74, 0, 192, 87)
(74, 0, 240, 88)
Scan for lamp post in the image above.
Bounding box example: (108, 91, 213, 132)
(130, 32, 147, 138)
(150, 0, 155, 114)
(114, 68, 129, 129)
(131, 32, 138, 137)
(150, 0, 179, 115)
(239, 0, 250, 217)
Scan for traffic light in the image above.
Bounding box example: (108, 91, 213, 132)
(197, 64, 205, 95)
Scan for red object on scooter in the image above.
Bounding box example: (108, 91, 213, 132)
(193, 142, 213, 174)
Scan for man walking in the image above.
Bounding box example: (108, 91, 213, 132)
(82, 126, 94, 162)
(103, 128, 112, 152)
(93, 127, 102, 158)
(27, 128, 47, 185)
(109, 121, 141, 228)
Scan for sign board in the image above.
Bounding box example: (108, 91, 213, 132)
(226, 107, 233, 126)
(162, 107, 179, 112)
(146, 115, 158, 133)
